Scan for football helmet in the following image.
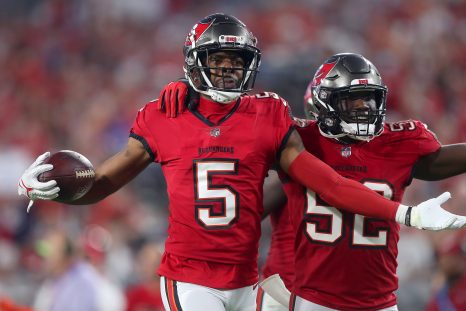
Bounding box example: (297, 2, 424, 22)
(304, 53, 387, 141)
(183, 13, 261, 103)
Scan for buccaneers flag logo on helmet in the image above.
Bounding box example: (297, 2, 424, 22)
(311, 60, 337, 87)
(184, 19, 214, 47)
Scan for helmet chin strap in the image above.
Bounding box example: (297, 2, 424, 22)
(205, 89, 241, 103)
(319, 119, 382, 142)
(340, 120, 383, 142)
(184, 71, 241, 104)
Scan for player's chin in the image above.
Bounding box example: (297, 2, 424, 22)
(215, 80, 239, 89)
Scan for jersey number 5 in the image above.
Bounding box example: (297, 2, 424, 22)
(193, 159, 239, 229)
(305, 181, 393, 247)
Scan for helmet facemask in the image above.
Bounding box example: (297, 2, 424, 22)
(324, 87, 386, 141)
(185, 46, 260, 103)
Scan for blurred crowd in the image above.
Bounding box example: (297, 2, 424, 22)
(1, 0, 465, 310)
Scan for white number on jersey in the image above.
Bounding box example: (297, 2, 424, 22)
(388, 120, 416, 132)
(255, 92, 280, 99)
(305, 181, 393, 246)
(193, 159, 239, 228)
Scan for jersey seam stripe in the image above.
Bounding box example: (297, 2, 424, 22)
(277, 125, 295, 161)
(129, 131, 155, 162)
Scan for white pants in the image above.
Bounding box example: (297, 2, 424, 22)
(292, 295, 398, 311)
(256, 287, 288, 311)
(160, 276, 257, 311)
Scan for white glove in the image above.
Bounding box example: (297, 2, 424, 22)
(396, 192, 466, 230)
(18, 152, 60, 207)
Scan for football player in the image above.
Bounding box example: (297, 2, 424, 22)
(262, 53, 466, 310)
(19, 14, 466, 311)
(156, 53, 466, 310)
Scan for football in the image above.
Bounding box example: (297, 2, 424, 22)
(38, 150, 95, 202)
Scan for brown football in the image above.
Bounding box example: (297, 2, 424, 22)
(38, 150, 95, 202)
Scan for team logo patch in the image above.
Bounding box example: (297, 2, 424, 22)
(341, 146, 352, 158)
(210, 128, 221, 137)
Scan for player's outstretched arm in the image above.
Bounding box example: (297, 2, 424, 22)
(72, 137, 151, 205)
(18, 138, 151, 205)
(414, 143, 466, 181)
(279, 130, 466, 230)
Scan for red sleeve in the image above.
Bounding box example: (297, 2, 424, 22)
(415, 121, 441, 156)
(386, 120, 441, 156)
(271, 96, 295, 161)
(288, 151, 399, 220)
(129, 101, 159, 162)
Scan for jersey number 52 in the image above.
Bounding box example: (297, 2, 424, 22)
(305, 181, 393, 247)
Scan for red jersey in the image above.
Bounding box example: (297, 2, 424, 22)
(130, 93, 293, 289)
(284, 120, 440, 310)
(261, 203, 295, 291)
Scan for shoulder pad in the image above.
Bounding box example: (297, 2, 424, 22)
(384, 119, 440, 143)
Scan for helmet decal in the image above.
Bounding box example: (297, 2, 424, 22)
(184, 20, 214, 48)
(311, 60, 337, 87)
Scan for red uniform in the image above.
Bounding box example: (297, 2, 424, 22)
(283, 120, 440, 310)
(130, 93, 293, 289)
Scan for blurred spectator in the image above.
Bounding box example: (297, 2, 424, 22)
(425, 230, 466, 311)
(0, 0, 465, 308)
(125, 241, 164, 311)
(33, 228, 126, 311)
(0, 297, 33, 311)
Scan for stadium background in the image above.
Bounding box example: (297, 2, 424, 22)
(0, 0, 465, 310)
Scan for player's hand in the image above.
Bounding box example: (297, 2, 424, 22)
(18, 152, 60, 201)
(397, 192, 466, 230)
(156, 80, 189, 118)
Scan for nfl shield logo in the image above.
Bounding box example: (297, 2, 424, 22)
(210, 128, 220, 137)
(341, 146, 351, 158)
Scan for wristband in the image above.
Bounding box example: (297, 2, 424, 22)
(405, 206, 413, 226)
